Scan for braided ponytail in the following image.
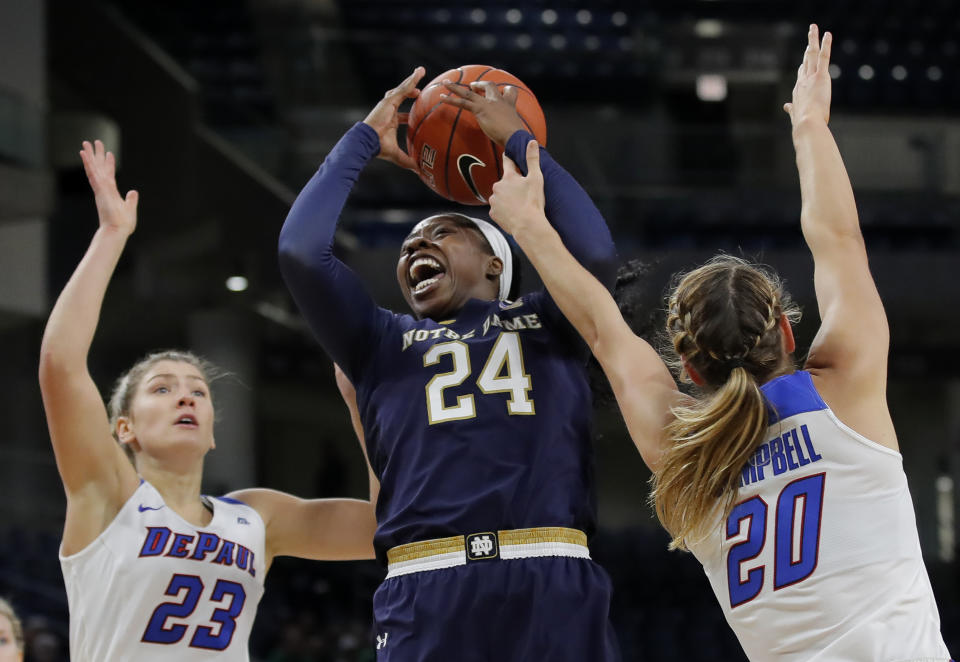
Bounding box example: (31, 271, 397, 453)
(652, 256, 800, 550)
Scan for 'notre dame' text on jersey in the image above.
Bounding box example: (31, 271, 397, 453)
(279, 122, 618, 562)
(279, 121, 622, 660)
(355, 294, 597, 560)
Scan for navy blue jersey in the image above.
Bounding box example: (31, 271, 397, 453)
(279, 122, 616, 563)
(355, 294, 597, 558)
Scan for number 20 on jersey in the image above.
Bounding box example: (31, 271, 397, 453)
(726, 473, 826, 608)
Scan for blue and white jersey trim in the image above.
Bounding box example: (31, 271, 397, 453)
(761, 371, 827, 424)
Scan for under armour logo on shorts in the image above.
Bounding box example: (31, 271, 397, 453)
(466, 532, 499, 561)
(376, 633, 389, 650)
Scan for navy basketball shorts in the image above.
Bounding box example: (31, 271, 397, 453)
(371, 556, 621, 661)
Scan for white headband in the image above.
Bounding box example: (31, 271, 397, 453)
(421, 214, 514, 301)
(465, 216, 514, 301)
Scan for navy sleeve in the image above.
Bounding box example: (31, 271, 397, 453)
(277, 122, 386, 382)
(504, 130, 617, 326)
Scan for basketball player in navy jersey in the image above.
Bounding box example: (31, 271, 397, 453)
(488, 26, 951, 661)
(279, 68, 621, 660)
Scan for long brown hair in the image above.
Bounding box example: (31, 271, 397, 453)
(652, 256, 801, 550)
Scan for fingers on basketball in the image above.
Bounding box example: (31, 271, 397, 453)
(470, 81, 498, 100)
(439, 92, 468, 110)
(397, 67, 425, 95)
(406, 65, 546, 205)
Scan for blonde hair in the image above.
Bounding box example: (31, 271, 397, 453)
(108, 350, 219, 464)
(0, 598, 24, 652)
(652, 256, 801, 550)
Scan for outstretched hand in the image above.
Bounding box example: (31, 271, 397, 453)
(79, 140, 138, 236)
(364, 67, 425, 171)
(441, 80, 526, 146)
(784, 24, 832, 126)
(489, 140, 545, 236)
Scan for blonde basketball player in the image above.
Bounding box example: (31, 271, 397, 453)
(39, 140, 378, 661)
(0, 599, 23, 662)
(488, 25, 952, 662)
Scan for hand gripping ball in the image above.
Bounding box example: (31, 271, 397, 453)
(407, 65, 547, 205)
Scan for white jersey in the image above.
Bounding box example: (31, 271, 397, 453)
(689, 371, 951, 662)
(60, 480, 266, 662)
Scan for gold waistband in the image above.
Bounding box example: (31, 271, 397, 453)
(386, 526, 588, 565)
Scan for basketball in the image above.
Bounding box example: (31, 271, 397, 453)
(407, 65, 547, 206)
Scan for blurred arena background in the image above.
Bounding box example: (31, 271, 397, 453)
(1, 0, 958, 659)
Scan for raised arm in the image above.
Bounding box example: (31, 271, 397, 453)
(786, 26, 895, 448)
(489, 141, 681, 470)
(38, 141, 142, 553)
(442, 82, 617, 290)
(505, 131, 616, 288)
(278, 68, 425, 381)
(228, 366, 378, 565)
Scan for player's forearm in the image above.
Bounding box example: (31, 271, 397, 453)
(293, 499, 378, 561)
(277, 123, 382, 377)
(39, 227, 130, 377)
(512, 219, 620, 357)
(278, 122, 378, 278)
(793, 117, 862, 250)
(505, 131, 616, 288)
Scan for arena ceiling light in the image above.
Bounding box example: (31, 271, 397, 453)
(226, 276, 249, 292)
(696, 74, 728, 102)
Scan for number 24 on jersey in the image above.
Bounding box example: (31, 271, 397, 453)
(423, 332, 534, 424)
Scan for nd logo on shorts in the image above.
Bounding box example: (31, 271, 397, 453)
(466, 532, 499, 561)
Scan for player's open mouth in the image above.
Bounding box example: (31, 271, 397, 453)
(409, 256, 447, 297)
(174, 415, 198, 428)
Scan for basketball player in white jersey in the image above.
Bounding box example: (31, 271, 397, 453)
(39, 140, 378, 661)
(487, 25, 952, 662)
(0, 599, 23, 662)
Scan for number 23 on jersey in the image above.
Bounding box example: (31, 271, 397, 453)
(142, 574, 246, 650)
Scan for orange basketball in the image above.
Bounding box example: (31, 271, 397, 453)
(407, 65, 547, 206)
